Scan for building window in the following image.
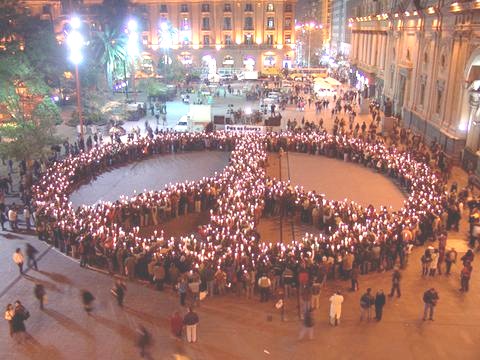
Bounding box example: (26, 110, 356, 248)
(266, 34, 274, 45)
(201, 4, 210, 12)
(181, 17, 190, 30)
(244, 34, 253, 45)
(180, 4, 188, 13)
(224, 3, 231, 12)
(285, 34, 291, 44)
(202, 17, 210, 30)
(225, 35, 232, 45)
(244, 17, 253, 30)
(420, 82, 426, 106)
(203, 35, 210, 45)
(267, 3, 274, 12)
(245, 3, 253, 12)
(285, 3, 293, 12)
(441, 54, 446, 68)
(267, 17, 274, 29)
(223, 17, 232, 30)
(285, 17, 292, 30)
(436, 89, 443, 114)
(42, 4, 51, 14)
(159, 4, 167, 13)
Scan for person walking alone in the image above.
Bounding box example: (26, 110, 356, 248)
(81, 290, 95, 315)
(460, 264, 473, 292)
(112, 280, 127, 307)
(374, 289, 386, 321)
(136, 325, 152, 359)
(13, 248, 24, 275)
(389, 267, 401, 298)
(298, 308, 314, 340)
(12, 301, 29, 344)
(26, 243, 38, 271)
(329, 290, 344, 326)
(422, 288, 439, 321)
(183, 307, 199, 343)
(34, 284, 46, 310)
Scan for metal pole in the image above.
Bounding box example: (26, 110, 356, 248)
(308, 29, 311, 69)
(132, 59, 136, 103)
(124, 60, 129, 101)
(75, 64, 84, 140)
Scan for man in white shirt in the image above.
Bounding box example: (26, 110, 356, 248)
(13, 248, 24, 275)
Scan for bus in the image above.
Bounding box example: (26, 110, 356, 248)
(288, 67, 328, 80)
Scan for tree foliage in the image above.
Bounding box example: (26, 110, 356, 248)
(93, 26, 127, 89)
(138, 78, 168, 98)
(0, 52, 60, 161)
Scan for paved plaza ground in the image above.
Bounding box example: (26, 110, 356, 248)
(0, 83, 478, 359)
(1, 148, 479, 360)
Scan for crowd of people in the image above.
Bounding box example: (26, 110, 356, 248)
(29, 126, 460, 301)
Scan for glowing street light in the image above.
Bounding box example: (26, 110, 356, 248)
(67, 16, 85, 141)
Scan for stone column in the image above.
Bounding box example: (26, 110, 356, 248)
(371, 33, 378, 68)
(366, 33, 371, 65)
(363, 32, 368, 64)
(359, 32, 364, 64)
(351, 32, 357, 61)
(379, 34, 386, 70)
(376, 34, 382, 69)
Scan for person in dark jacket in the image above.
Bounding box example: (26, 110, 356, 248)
(389, 268, 401, 298)
(374, 289, 386, 321)
(298, 308, 314, 340)
(12, 300, 29, 343)
(112, 280, 127, 307)
(34, 284, 46, 310)
(360, 288, 374, 321)
(25, 243, 38, 270)
(183, 307, 199, 343)
(136, 325, 152, 358)
(423, 288, 439, 321)
(81, 290, 95, 315)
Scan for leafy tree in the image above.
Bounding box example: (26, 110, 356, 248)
(0, 0, 25, 41)
(93, 26, 127, 89)
(158, 55, 187, 83)
(138, 78, 167, 99)
(24, 28, 66, 87)
(0, 52, 60, 171)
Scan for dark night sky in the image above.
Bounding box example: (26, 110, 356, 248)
(296, 0, 313, 20)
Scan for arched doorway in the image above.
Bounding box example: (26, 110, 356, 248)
(202, 55, 217, 78)
(243, 56, 255, 71)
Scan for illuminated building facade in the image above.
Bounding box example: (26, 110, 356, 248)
(349, 0, 480, 166)
(130, 0, 297, 74)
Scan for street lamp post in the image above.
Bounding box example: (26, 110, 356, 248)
(306, 22, 320, 69)
(127, 19, 139, 103)
(67, 16, 85, 141)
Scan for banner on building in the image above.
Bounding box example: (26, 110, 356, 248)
(225, 125, 265, 133)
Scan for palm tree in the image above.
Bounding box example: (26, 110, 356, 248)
(93, 26, 127, 89)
